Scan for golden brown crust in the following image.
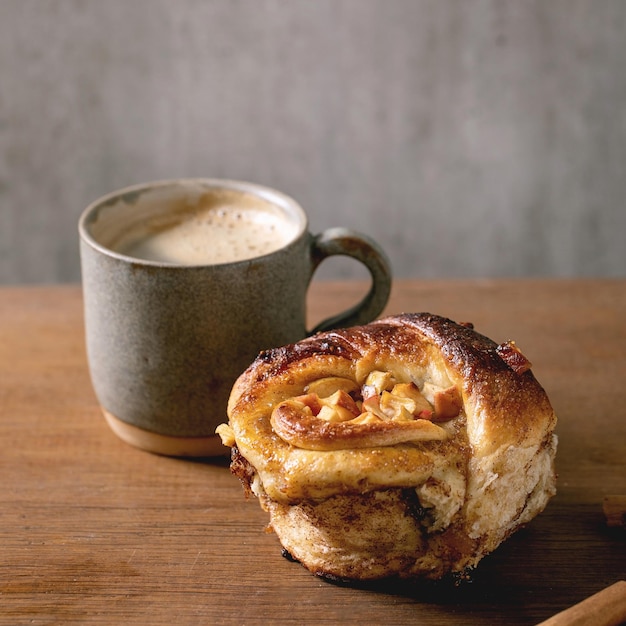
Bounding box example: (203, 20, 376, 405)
(227, 314, 555, 496)
(219, 313, 558, 581)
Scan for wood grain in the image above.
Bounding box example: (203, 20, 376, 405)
(1, 280, 625, 625)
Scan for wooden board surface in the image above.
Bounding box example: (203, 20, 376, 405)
(1, 280, 625, 625)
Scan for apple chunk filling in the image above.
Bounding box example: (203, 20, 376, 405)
(270, 372, 463, 451)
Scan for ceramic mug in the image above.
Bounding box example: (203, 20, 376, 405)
(79, 178, 392, 457)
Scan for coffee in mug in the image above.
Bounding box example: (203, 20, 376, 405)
(113, 188, 298, 265)
(79, 179, 392, 457)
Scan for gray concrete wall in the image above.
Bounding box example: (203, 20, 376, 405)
(1, 0, 625, 284)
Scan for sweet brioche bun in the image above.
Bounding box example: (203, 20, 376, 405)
(217, 313, 557, 582)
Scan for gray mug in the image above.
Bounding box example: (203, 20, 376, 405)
(79, 179, 392, 457)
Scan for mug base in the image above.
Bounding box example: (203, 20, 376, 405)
(102, 410, 228, 457)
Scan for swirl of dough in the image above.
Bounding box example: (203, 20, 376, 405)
(220, 313, 556, 506)
(270, 394, 448, 451)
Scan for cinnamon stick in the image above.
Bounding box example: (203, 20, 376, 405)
(536, 581, 626, 626)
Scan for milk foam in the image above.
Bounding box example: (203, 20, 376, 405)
(118, 205, 298, 265)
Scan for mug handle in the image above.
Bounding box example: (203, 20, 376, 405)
(309, 227, 392, 334)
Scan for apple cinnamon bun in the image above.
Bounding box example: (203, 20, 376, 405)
(216, 313, 557, 582)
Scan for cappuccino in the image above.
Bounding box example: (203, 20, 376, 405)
(114, 190, 299, 265)
(79, 178, 391, 456)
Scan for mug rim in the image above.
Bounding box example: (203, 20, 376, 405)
(78, 177, 309, 268)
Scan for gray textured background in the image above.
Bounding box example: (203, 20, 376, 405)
(1, 0, 625, 284)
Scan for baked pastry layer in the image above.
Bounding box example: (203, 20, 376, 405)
(217, 313, 557, 581)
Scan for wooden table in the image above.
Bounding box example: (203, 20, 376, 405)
(1, 280, 625, 625)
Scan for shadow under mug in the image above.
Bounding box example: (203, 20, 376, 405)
(79, 178, 392, 457)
